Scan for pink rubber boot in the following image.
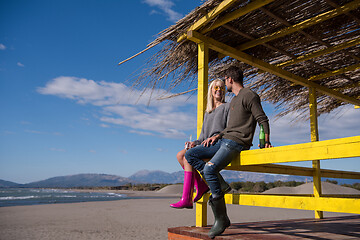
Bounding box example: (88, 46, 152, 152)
(170, 171, 194, 209)
(193, 170, 209, 202)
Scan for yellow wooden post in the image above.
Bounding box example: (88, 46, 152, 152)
(309, 87, 323, 219)
(196, 42, 208, 227)
(197, 42, 208, 137)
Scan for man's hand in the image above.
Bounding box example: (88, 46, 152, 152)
(265, 142, 273, 148)
(258, 142, 273, 148)
(202, 135, 220, 147)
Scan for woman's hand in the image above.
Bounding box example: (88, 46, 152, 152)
(185, 141, 196, 150)
(202, 135, 219, 147)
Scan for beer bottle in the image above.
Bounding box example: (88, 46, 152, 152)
(259, 124, 265, 149)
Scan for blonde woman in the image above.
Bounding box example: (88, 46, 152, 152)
(170, 79, 230, 209)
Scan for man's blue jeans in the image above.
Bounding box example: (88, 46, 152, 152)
(185, 138, 244, 198)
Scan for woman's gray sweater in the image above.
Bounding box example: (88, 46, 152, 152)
(193, 103, 230, 146)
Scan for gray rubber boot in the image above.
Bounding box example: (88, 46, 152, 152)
(200, 172, 231, 194)
(218, 173, 231, 194)
(208, 195, 231, 239)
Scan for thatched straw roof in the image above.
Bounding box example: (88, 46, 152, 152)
(128, 0, 360, 118)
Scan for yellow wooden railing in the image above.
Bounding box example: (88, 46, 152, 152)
(194, 136, 360, 227)
(188, 0, 360, 228)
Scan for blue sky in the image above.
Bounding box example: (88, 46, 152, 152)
(1, 0, 359, 184)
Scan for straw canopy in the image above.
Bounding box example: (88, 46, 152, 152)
(130, 0, 360, 118)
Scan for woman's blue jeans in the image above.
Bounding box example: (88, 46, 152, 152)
(185, 138, 244, 199)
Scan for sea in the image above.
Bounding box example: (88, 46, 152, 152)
(0, 188, 129, 207)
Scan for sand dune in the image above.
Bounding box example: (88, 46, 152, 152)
(263, 182, 360, 195)
(156, 184, 183, 195)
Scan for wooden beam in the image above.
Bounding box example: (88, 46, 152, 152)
(195, 193, 209, 227)
(309, 87, 323, 219)
(201, 0, 275, 34)
(324, 0, 360, 25)
(222, 24, 357, 85)
(236, 0, 360, 51)
(228, 136, 360, 166)
(224, 194, 360, 214)
(186, 30, 360, 106)
(197, 43, 209, 138)
(309, 88, 319, 142)
(177, 0, 238, 42)
(308, 63, 360, 81)
(320, 168, 360, 179)
(225, 163, 360, 179)
(260, 5, 360, 72)
(332, 82, 360, 91)
(277, 38, 360, 68)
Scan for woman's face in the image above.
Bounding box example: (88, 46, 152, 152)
(212, 82, 224, 101)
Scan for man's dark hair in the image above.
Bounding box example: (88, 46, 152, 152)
(223, 66, 244, 85)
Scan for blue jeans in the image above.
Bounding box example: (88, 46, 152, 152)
(185, 138, 244, 198)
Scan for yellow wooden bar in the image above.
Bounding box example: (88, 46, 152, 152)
(225, 163, 360, 179)
(197, 42, 209, 138)
(332, 81, 360, 91)
(196, 42, 209, 227)
(242, 135, 360, 165)
(309, 87, 323, 219)
(236, 0, 360, 51)
(186, 30, 360, 106)
(320, 168, 360, 179)
(313, 159, 323, 218)
(309, 88, 319, 142)
(226, 136, 360, 166)
(177, 0, 238, 42)
(195, 193, 209, 227)
(225, 194, 360, 214)
(201, 0, 275, 34)
(308, 63, 360, 81)
(277, 38, 360, 68)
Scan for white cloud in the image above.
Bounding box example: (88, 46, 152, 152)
(318, 106, 360, 140)
(119, 149, 128, 154)
(143, 0, 182, 22)
(38, 76, 196, 139)
(269, 105, 360, 146)
(17, 62, 25, 67)
(50, 148, 65, 152)
(157, 148, 167, 152)
(3, 131, 15, 135)
(25, 129, 45, 134)
(0, 44, 6, 50)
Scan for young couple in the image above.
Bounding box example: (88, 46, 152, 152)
(171, 66, 272, 239)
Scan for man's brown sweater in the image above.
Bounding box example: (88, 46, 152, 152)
(219, 88, 269, 148)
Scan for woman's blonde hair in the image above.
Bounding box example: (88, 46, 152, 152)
(206, 79, 226, 113)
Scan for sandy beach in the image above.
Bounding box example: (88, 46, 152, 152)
(0, 187, 354, 240)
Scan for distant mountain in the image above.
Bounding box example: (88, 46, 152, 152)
(1, 170, 358, 188)
(221, 170, 308, 183)
(128, 170, 308, 184)
(22, 174, 133, 188)
(129, 170, 183, 184)
(131, 170, 357, 185)
(0, 179, 20, 188)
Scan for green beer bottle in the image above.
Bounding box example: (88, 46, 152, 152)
(259, 124, 265, 149)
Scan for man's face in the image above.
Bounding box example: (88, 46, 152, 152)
(225, 76, 232, 92)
